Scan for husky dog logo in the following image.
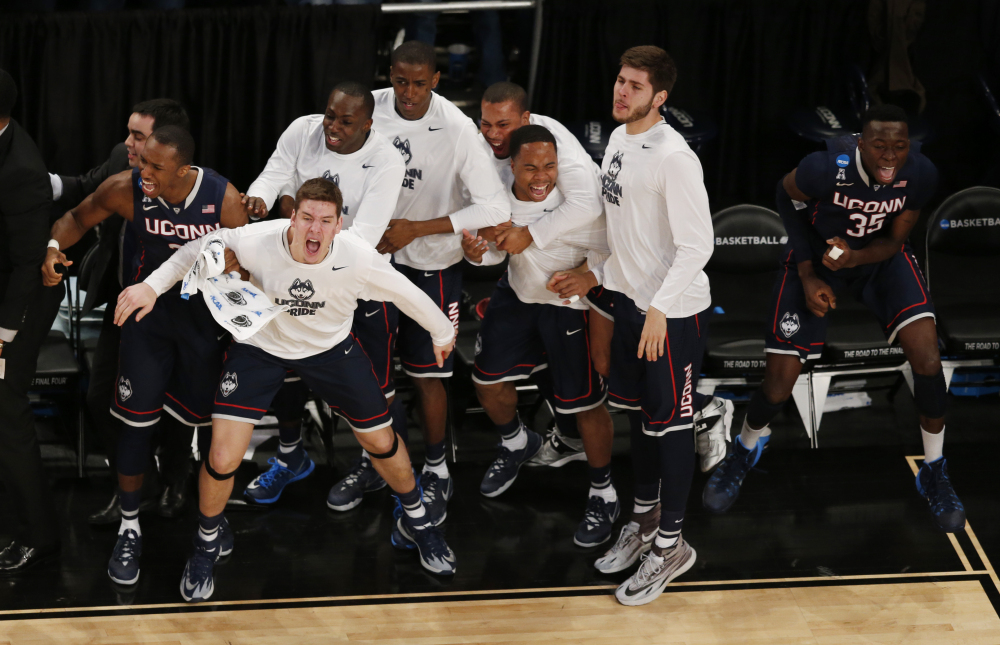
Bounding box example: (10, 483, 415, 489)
(323, 170, 341, 186)
(224, 291, 246, 306)
(780, 312, 800, 338)
(219, 372, 239, 397)
(393, 137, 413, 165)
(118, 376, 133, 402)
(230, 315, 252, 328)
(288, 278, 315, 300)
(607, 151, 624, 180)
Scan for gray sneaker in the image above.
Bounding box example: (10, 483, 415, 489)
(327, 455, 387, 511)
(480, 429, 543, 498)
(695, 396, 734, 472)
(527, 426, 586, 468)
(594, 503, 659, 574)
(615, 536, 696, 606)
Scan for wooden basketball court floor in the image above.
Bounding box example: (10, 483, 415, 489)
(2, 454, 998, 644)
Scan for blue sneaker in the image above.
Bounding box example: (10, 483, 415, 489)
(390, 505, 457, 575)
(479, 429, 543, 498)
(702, 433, 770, 514)
(107, 529, 142, 585)
(327, 455, 387, 511)
(217, 516, 234, 558)
(420, 470, 454, 526)
(916, 457, 966, 532)
(179, 541, 218, 602)
(244, 453, 316, 505)
(573, 495, 621, 547)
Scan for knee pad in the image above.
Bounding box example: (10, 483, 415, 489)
(746, 390, 785, 429)
(204, 459, 237, 481)
(368, 432, 400, 460)
(913, 370, 948, 419)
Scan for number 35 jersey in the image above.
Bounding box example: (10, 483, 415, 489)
(793, 143, 938, 256)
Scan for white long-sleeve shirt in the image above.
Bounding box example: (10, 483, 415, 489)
(245, 115, 406, 247)
(601, 119, 713, 316)
(480, 113, 603, 250)
(471, 181, 609, 309)
(143, 220, 454, 360)
(372, 89, 508, 270)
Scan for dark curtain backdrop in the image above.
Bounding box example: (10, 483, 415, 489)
(0, 5, 380, 191)
(533, 0, 994, 211)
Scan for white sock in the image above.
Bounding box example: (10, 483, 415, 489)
(403, 500, 427, 520)
(654, 533, 678, 550)
(119, 514, 141, 537)
(921, 426, 945, 463)
(633, 501, 657, 515)
(198, 526, 219, 543)
(423, 460, 450, 479)
(278, 440, 300, 454)
(740, 417, 766, 450)
(501, 426, 527, 451)
(590, 485, 618, 503)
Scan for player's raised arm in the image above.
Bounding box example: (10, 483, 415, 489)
(525, 154, 603, 252)
(42, 170, 134, 286)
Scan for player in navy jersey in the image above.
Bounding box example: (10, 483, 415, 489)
(703, 105, 966, 533)
(42, 126, 249, 585)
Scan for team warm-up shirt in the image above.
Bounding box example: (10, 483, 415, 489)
(472, 179, 609, 309)
(479, 113, 603, 250)
(130, 166, 226, 289)
(372, 88, 508, 270)
(246, 115, 406, 247)
(601, 119, 713, 316)
(786, 143, 938, 261)
(144, 221, 454, 360)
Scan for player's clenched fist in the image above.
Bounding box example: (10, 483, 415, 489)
(41, 247, 72, 286)
(802, 275, 837, 318)
(115, 283, 158, 326)
(461, 229, 489, 263)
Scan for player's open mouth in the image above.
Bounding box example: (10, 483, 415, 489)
(141, 178, 156, 195)
(614, 101, 628, 112)
(529, 183, 548, 198)
(305, 239, 322, 255)
(401, 101, 417, 111)
(326, 133, 341, 147)
(876, 165, 896, 183)
(487, 139, 504, 153)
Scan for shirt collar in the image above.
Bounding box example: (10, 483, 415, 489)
(855, 147, 870, 187)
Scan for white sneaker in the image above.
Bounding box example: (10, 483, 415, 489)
(527, 426, 586, 468)
(594, 522, 654, 573)
(695, 396, 734, 472)
(615, 537, 696, 607)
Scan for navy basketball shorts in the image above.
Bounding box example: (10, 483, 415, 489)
(608, 293, 710, 437)
(473, 277, 607, 414)
(583, 285, 615, 321)
(764, 244, 936, 362)
(112, 295, 224, 428)
(212, 335, 391, 433)
(394, 262, 461, 378)
(352, 298, 399, 398)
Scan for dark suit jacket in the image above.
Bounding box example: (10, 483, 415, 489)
(0, 119, 52, 339)
(57, 141, 130, 312)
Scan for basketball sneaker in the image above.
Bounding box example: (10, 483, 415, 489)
(419, 470, 454, 526)
(916, 457, 966, 532)
(695, 396, 734, 472)
(217, 516, 234, 558)
(179, 541, 218, 602)
(326, 455, 387, 511)
(107, 529, 142, 585)
(595, 503, 660, 573)
(702, 432, 770, 514)
(527, 426, 586, 468)
(244, 453, 316, 505)
(615, 536, 696, 606)
(573, 495, 621, 547)
(479, 429, 543, 497)
(389, 502, 457, 575)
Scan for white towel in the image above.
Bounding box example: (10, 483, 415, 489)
(180, 235, 288, 341)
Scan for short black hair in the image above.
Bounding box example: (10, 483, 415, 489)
(331, 81, 375, 120)
(482, 81, 528, 114)
(509, 124, 557, 159)
(150, 125, 195, 166)
(861, 104, 909, 129)
(132, 98, 190, 132)
(391, 41, 436, 72)
(0, 68, 17, 118)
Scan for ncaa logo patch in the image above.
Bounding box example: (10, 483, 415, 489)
(219, 372, 239, 397)
(117, 376, 133, 402)
(836, 154, 850, 168)
(780, 312, 800, 338)
(939, 219, 950, 229)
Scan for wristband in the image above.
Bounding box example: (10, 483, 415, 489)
(827, 246, 843, 261)
(47, 239, 60, 251)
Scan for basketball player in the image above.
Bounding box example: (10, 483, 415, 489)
(589, 47, 714, 606)
(239, 82, 407, 506)
(702, 105, 965, 533)
(42, 126, 248, 586)
(462, 124, 619, 546)
(325, 41, 507, 522)
(118, 178, 458, 601)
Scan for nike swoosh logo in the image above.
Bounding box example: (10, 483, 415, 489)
(362, 164, 374, 169)
(365, 310, 380, 317)
(142, 204, 158, 211)
(423, 272, 434, 277)
(183, 579, 202, 592)
(217, 333, 227, 341)
(331, 266, 346, 271)
(345, 345, 352, 354)
(836, 182, 854, 186)
(428, 127, 443, 132)
(642, 144, 651, 149)
(566, 329, 582, 335)
(543, 208, 554, 212)
(641, 530, 656, 543)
